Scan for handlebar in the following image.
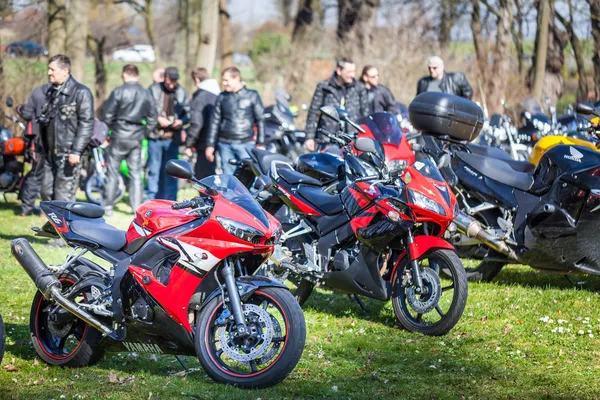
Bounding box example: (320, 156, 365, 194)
(172, 197, 206, 210)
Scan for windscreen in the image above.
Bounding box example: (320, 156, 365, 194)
(359, 112, 403, 146)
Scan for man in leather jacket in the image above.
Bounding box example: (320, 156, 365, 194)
(183, 67, 220, 179)
(39, 54, 94, 202)
(103, 64, 157, 215)
(359, 65, 398, 115)
(416, 56, 473, 99)
(304, 57, 368, 151)
(205, 66, 264, 175)
(146, 66, 190, 200)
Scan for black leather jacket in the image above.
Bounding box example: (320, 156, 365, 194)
(416, 72, 473, 100)
(103, 81, 158, 142)
(41, 76, 94, 156)
(206, 87, 265, 147)
(148, 82, 190, 140)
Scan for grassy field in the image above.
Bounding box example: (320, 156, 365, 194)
(0, 193, 600, 399)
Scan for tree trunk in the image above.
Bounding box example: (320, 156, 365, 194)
(487, 0, 514, 114)
(292, 0, 315, 42)
(186, 0, 201, 89)
(471, 0, 487, 88)
(143, 0, 159, 66)
(48, 0, 67, 56)
(219, 0, 233, 68)
(556, 1, 588, 101)
(175, 0, 188, 77)
(588, 0, 600, 100)
(530, 0, 550, 101)
(439, 0, 453, 53)
(197, 0, 218, 74)
(66, 0, 90, 82)
(514, 0, 525, 75)
(87, 35, 106, 117)
(337, 0, 380, 57)
(0, 28, 4, 123)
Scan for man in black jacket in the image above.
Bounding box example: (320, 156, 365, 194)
(103, 64, 157, 215)
(416, 56, 473, 99)
(39, 54, 94, 202)
(205, 66, 264, 175)
(183, 67, 220, 179)
(360, 65, 398, 115)
(304, 57, 368, 151)
(146, 66, 190, 200)
(16, 82, 51, 216)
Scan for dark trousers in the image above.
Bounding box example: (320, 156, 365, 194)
(103, 140, 142, 212)
(194, 147, 216, 180)
(19, 156, 44, 213)
(40, 153, 82, 202)
(146, 139, 179, 201)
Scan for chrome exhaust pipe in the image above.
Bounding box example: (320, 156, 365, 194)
(453, 212, 519, 261)
(11, 238, 113, 336)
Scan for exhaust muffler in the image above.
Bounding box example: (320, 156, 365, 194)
(11, 238, 113, 336)
(453, 212, 519, 261)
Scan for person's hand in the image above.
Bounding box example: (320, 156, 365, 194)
(172, 119, 183, 129)
(68, 154, 80, 166)
(183, 147, 193, 157)
(157, 116, 170, 128)
(304, 139, 315, 152)
(205, 147, 215, 163)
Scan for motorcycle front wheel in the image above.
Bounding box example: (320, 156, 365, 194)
(195, 287, 305, 388)
(392, 249, 468, 336)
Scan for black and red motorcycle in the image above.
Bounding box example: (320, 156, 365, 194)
(11, 160, 305, 388)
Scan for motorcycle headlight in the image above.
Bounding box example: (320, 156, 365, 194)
(409, 189, 446, 216)
(388, 160, 407, 177)
(217, 217, 265, 243)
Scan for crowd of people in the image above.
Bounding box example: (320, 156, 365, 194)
(14, 53, 472, 236)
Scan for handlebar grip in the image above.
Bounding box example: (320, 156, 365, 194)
(172, 200, 193, 210)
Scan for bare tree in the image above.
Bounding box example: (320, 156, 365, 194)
(219, 0, 233, 68)
(439, 0, 468, 53)
(48, 0, 67, 56)
(588, 0, 600, 99)
(530, 0, 550, 100)
(471, 0, 488, 105)
(115, 0, 159, 65)
(556, 0, 588, 101)
(337, 0, 381, 57)
(66, 0, 90, 82)
(198, 0, 219, 73)
(292, 0, 318, 42)
(276, 0, 299, 26)
(87, 34, 106, 114)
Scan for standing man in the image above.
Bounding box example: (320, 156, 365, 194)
(360, 65, 398, 115)
(151, 68, 165, 85)
(103, 64, 157, 215)
(416, 56, 473, 99)
(147, 66, 189, 201)
(183, 67, 221, 179)
(39, 54, 94, 202)
(16, 82, 51, 216)
(304, 57, 368, 151)
(205, 67, 264, 175)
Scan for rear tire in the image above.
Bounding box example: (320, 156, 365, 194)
(196, 287, 305, 388)
(84, 170, 125, 206)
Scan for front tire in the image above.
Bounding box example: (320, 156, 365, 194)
(392, 249, 467, 336)
(195, 287, 305, 388)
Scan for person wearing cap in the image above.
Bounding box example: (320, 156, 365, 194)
(147, 66, 190, 201)
(416, 56, 473, 99)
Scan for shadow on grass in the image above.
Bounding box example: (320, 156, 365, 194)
(491, 265, 600, 292)
(0, 233, 50, 245)
(5, 322, 37, 360)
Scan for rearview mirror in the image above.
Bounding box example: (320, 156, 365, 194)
(5, 97, 13, 108)
(576, 102, 596, 116)
(320, 106, 340, 122)
(165, 159, 194, 180)
(354, 137, 378, 154)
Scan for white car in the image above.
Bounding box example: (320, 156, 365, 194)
(112, 45, 155, 63)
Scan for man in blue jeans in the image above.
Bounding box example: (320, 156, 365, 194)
(146, 66, 189, 200)
(205, 66, 264, 175)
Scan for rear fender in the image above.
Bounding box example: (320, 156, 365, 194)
(199, 276, 288, 312)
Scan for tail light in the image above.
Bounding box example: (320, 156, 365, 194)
(587, 167, 600, 176)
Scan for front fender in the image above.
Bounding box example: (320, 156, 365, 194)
(200, 276, 288, 311)
(409, 235, 454, 261)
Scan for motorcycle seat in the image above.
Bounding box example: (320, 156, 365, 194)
(456, 151, 535, 191)
(250, 148, 294, 175)
(70, 219, 127, 251)
(297, 186, 345, 215)
(48, 201, 105, 219)
(467, 144, 535, 173)
(278, 168, 322, 186)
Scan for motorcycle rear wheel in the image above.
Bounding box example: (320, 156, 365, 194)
(196, 287, 305, 388)
(84, 170, 125, 206)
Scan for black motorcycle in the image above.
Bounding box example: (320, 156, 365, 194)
(413, 94, 600, 282)
(263, 90, 306, 162)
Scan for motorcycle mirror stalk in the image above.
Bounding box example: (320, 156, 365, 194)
(576, 102, 600, 117)
(165, 159, 217, 196)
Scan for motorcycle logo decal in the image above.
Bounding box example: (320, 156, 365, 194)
(47, 212, 62, 226)
(463, 166, 480, 178)
(145, 210, 152, 217)
(133, 222, 151, 237)
(158, 238, 220, 275)
(414, 161, 425, 171)
(564, 147, 583, 163)
(433, 183, 447, 192)
(123, 342, 163, 354)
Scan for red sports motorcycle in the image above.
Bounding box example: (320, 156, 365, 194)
(265, 128, 467, 336)
(11, 160, 305, 388)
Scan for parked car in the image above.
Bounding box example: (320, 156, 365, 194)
(111, 45, 155, 63)
(5, 41, 48, 58)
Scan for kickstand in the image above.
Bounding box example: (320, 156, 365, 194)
(348, 294, 368, 314)
(564, 275, 585, 287)
(174, 355, 188, 372)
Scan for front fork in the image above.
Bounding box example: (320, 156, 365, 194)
(406, 229, 425, 293)
(221, 258, 249, 336)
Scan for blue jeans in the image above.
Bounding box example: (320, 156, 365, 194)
(146, 139, 179, 201)
(218, 142, 252, 175)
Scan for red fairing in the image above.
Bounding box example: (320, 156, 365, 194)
(357, 120, 415, 165)
(356, 182, 381, 200)
(408, 235, 455, 260)
(126, 200, 197, 243)
(350, 205, 378, 234)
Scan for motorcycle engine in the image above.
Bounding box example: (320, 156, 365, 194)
(0, 172, 17, 189)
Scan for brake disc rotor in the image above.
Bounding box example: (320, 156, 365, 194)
(217, 303, 274, 363)
(406, 267, 442, 314)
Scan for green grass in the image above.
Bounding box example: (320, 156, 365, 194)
(1, 193, 600, 399)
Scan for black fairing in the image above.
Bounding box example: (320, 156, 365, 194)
(296, 152, 344, 184)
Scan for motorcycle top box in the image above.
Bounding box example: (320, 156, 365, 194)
(408, 92, 484, 142)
